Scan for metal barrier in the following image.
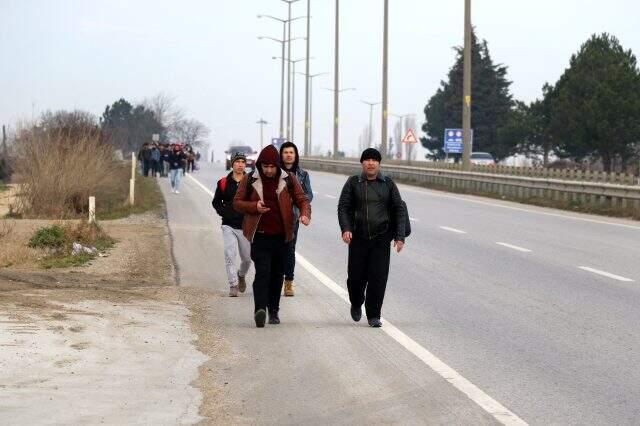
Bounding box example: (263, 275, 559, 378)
(301, 158, 640, 218)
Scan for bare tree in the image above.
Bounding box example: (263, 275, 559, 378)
(173, 119, 210, 147)
(142, 92, 185, 141)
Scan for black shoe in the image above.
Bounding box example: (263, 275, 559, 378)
(368, 317, 382, 328)
(268, 309, 280, 325)
(350, 305, 362, 322)
(254, 309, 266, 328)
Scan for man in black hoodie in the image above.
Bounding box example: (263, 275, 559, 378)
(279, 141, 313, 297)
(212, 152, 251, 297)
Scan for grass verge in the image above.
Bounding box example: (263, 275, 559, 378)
(97, 174, 164, 220)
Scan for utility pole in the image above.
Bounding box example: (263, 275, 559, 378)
(303, 0, 311, 156)
(257, 118, 268, 149)
(462, 0, 473, 170)
(282, 0, 301, 141)
(361, 101, 381, 149)
(381, 0, 389, 159)
(299, 71, 328, 156)
(333, 0, 340, 158)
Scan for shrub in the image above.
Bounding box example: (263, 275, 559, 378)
(28, 225, 66, 249)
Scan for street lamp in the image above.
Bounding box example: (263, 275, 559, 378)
(258, 34, 306, 139)
(325, 86, 356, 158)
(257, 118, 268, 149)
(381, 0, 389, 159)
(298, 71, 327, 155)
(333, 0, 340, 159)
(462, 0, 473, 170)
(275, 56, 312, 145)
(361, 100, 381, 149)
(303, 0, 312, 156)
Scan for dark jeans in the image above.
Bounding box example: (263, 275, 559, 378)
(347, 234, 392, 319)
(284, 221, 300, 281)
(142, 159, 151, 177)
(150, 160, 159, 177)
(251, 233, 286, 313)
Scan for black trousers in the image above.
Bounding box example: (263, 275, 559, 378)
(283, 221, 300, 281)
(347, 235, 391, 319)
(251, 233, 286, 313)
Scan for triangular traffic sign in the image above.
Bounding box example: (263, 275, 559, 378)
(402, 129, 418, 144)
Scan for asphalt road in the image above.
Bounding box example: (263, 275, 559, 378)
(163, 162, 640, 425)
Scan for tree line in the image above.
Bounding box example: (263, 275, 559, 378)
(421, 32, 640, 173)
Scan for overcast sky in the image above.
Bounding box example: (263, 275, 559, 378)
(1, 0, 639, 159)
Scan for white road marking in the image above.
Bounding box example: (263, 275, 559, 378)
(325, 194, 337, 199)
(578, 267, 634, 282)
(496, 242, 532, 253)
(188, 172, 527, 425)
(439, 226, 467, 234)
(296, 253, 528, 426)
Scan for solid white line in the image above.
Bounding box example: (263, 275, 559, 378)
(496, 242, 532, 253)
(325, 194, 337, 199)
(439, 226, 467, 234)
(296, 253, 527, 426)
(578, 267, 634, 282)
(186, 173, 214, 197)
(188, 173, 527, 424)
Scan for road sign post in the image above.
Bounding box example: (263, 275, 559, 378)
(444, 128, 473, 161)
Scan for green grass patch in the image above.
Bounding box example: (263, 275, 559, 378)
(97, 173, 164, 220)
(0, 183, 8, 192)
(28, 225, 66, 249)
(40, 253, 94, 269)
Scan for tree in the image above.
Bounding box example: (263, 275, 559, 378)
(546, 33, 640, 172)
(172, 119, 210, 147)
(422, 30, 514, 160)
(101, 99, 163, 152)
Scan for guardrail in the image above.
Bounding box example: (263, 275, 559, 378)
(301, 158, 640, 219)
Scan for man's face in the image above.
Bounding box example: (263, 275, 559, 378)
(261, 163, 278, 178)
(282, 147, 296, 166)
(362, 159, 380, 178)
(232, 159, 246, 174)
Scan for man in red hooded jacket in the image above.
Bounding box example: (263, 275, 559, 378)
(233, 145, 311, 328)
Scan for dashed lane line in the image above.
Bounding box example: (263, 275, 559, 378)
(578, 267, 634, 282)
(496, 242, 532, 253)
(439, 226, 467, 234)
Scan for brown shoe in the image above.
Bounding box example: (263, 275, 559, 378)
(237, 272, 246, 293)
(284, 280, 294, 297)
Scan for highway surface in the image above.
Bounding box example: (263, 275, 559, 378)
(162, 162, 640, 425)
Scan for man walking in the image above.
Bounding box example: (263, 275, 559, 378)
(233, 145, 311, 328)
(279, 141, 313, 297)
(337, 148, 406, 328)
(212, 152, 251, 297)
(168, 144, 187, 194)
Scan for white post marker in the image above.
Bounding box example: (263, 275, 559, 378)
(88, 196, 96, 223)
(130, 152, 136, 206)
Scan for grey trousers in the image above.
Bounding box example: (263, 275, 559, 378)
(222, 225, 251, 287)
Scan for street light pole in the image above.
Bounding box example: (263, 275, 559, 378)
(257, 118, 268, 149)
(381, 0, 389, 159)
(462, 0, 472, 170)
(361, 101, 381, 148)
(299, 71, 327, 156)
(303, 0, 311, 156)
(333, 0, 340, 159)
(275, 57, 311, 145)
(326, 87, 356, 158)
(282, 0, 301, 141)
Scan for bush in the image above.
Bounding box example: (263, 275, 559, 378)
(28, 225, 66, 249)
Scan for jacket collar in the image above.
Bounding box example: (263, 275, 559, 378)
(250, 169, 289, 200)
(358, 171, 386, 183)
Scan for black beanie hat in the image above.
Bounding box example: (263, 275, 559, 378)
(360, 148, 382, 163)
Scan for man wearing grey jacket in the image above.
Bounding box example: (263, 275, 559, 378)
(279, 141, 313, 297)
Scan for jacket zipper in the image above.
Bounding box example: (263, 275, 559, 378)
(365, 181, 371, 239)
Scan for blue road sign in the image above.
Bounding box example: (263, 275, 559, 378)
(443, 129, 472, 154)
(271, 137, 286, 150)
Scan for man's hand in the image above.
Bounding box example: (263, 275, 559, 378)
(300, 215, 310, 226)
(256, 200, 270, 213)
(394, 240, 404, 253)
(342, 231, 352, 245)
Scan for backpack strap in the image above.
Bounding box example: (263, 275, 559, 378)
(219, 176, 227, 193)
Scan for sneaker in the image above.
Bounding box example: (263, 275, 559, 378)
(237, 273, 246, 293)
(268, 308, 280, 325)
(368, 318, 383, 328)
(284, 280, 294, 297)
(254, 309, 267, 328)
(229, 286, 239, 297)
(350, 305, 362, 322)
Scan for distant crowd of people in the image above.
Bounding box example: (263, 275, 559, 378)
(137, 142, 200, 193)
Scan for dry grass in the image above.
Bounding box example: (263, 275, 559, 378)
(12, 129, 120, 218)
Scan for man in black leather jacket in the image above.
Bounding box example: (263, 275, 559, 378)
(337, 148, 406, 327)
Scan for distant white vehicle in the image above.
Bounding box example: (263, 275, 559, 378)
(470, 152, 496, 166)
(225, 145, 258, 171)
